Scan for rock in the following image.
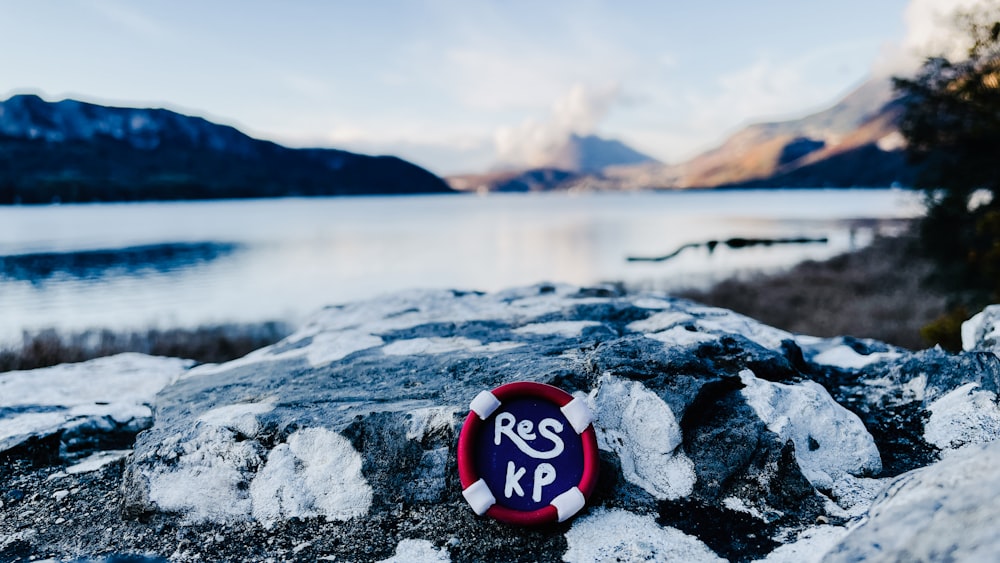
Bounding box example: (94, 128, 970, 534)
(802, 338, 1000, 475)
(824, 440, 1000, 562)
(963, 304, 1000, 354)
(1, 284, 999, 562)
(0, 353, 193, 457)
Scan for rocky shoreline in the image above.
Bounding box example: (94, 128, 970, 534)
(2, 284, 999, 562)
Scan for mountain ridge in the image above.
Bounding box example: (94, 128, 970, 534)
(0, 94, 453, 204)
(450, 77, 916, 193)
(605, 77, 918, 189)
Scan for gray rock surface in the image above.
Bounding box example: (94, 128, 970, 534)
(824, 440, 1000, 562)
(2, 283, 1000, 562)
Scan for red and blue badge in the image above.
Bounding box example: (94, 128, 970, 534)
(457, 381, 599, 525)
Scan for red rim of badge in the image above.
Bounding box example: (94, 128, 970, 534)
(457, 381, 599, 526)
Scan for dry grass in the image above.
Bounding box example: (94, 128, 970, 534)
(0, 322, 291, 373)
(677, 232, 952, 350)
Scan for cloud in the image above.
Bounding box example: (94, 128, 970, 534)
(874, 0, 998, 76)
(493, 83, 620, 169)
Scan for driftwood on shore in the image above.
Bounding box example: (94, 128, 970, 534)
(627, 236, 829, 262)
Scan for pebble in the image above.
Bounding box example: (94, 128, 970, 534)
(53, 490, 70, 501)
(292, 542, 312, 554)
(55, 517, 66, 524)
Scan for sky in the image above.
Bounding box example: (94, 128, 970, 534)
(0, 0, 984, 175)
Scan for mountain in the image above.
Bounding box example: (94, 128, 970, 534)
(605, 77, 918, 189)
(447, 168, 584, 193)
(0, 94, 452, 204)
(544, 133, 658, 173)
(447, 134, 657, 193)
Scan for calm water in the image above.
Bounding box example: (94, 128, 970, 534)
(0, 189, 923, 343)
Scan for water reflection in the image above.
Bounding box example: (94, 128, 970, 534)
(0, 190, 923, 342)
(0, 242, 242, 283)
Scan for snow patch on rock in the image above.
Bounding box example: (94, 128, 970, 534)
(0, 412, 73, 453)
(250, 428, 372, 526)
(811, 345, 901, 369)
(752, 525, 847, 563)
(564, 508, 724, 563)
(962, 304, 1000, 353)
(688, 306, 793, 350)
(513, 321, 600, 337)
(632, 297, 673, 310)
(65, 450, 132, 475)
(738, 369, 881, 489)
(197, 401, 275, 437)
(187, 285, 590, 378)
(306, 331, 385, 366)
(925, 382, 1000, 452)
(148, 416, 373, 525)
(187, 331, 383, 376)
(382, 337, 521, 356)
(645, 325, 719, 347)
(302, 285, 576, 336)
(147, 424, 265, 523)
(376, 539, 450, 563)
(147, 400, 274, 523)
(589, 376, 696, 499)
(0, 353, 192, 452)
(626, 311, 694, 333)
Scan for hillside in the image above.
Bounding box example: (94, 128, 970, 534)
(543, 133, 658, 173)
(0, 94, 452, 204)
(606, 77, 918, 189)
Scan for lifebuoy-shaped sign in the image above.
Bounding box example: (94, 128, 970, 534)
(457, 381, 599, 525)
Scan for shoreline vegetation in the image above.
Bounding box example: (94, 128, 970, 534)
(676, 227, 950, 350)
(0, 322, 291, 373)
(1, 227, 950, 373)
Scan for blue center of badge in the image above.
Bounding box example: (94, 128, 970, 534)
(474, 397, 584, 512)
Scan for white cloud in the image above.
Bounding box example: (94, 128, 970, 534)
(493, 83, 620, 169)
(874, 0, 998, 76)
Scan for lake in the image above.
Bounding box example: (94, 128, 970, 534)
(0, 189, 923, 343)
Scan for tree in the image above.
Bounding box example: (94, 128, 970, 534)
(894, 7, 1000, 318)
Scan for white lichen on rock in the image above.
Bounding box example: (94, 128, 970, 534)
(589, 375, 696, 499)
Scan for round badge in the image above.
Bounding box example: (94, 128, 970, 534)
(457, 381, 599, 525)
